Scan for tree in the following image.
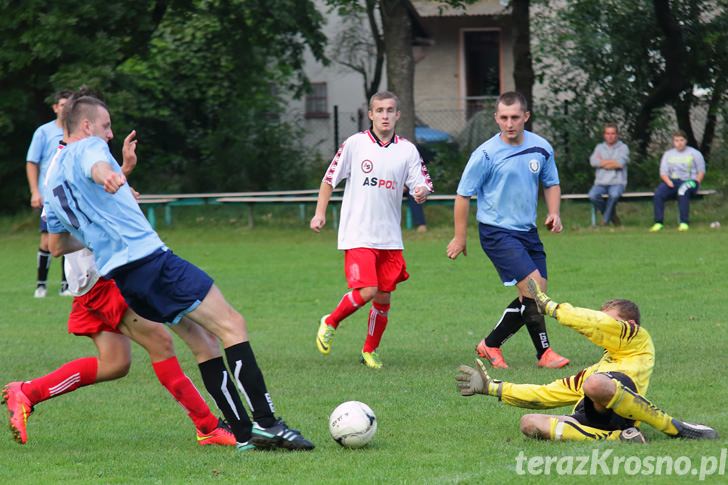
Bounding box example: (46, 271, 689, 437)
(533, 0, 728, 190)
(0, 0, 327, 212)
(329, 0, 385, 101)
(510, 0, 535, 129)
(327, 0, 475, 140)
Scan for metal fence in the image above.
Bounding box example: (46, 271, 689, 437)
(296, 97, 725, 165)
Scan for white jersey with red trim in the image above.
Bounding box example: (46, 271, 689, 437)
(324, 130, 433, 250)
(63, 249, 101, 297)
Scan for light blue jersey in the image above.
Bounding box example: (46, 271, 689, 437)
(457, 131, 560, 231)
(26, 120, 64, 185)
(43, 136, 165, 276)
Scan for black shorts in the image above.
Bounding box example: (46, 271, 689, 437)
(570, 372, 637, 431)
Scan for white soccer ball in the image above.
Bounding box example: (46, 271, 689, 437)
(329, 401, 377, 448)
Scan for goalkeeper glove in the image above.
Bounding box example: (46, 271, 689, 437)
(456, 359, 498, 396)
(677, 179, 698, 196)
(527, 277, 559, 317)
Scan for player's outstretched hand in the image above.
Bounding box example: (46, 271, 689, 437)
(412, 185, 429, 204)
(310, 214, 326, 233)
(446, 238, 467, 260)
(526, 278, 559, 317)
(122, 130, 138, 175)
(103, 172, 127, 194)
(544, 213, 563, 233)
(456, 359, 492, 396)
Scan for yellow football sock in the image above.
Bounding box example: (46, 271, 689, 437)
(606, 381, 678, 435)
(549, 418, 621, 441)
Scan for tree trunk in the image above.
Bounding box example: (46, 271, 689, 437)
(632, 0, 689, 158)
(673, 92, 698, 148)
(511, 0, 535, 129)
(699, 79, 726, 163)
(380, 0, 415, 140)
(365, 0, 385, 100)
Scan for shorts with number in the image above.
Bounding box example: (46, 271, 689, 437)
(478, 223, 547, 286)
(570, 372, 637, 431)
(344, 248, 409, 292)
(67, 278, 128, 336)
(110, 248, 214, 325)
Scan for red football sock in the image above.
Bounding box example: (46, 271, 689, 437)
(363, 302, 390, 353)
(326, 289, 366, 328)
(21, 357, 98, 406)
(152, 357, 218, 434)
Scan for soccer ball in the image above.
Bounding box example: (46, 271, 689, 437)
(329, 401, 377, 448)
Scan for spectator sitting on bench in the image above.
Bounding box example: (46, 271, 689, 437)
(650, 130, 706, 233)
(588, 123, 629, 226)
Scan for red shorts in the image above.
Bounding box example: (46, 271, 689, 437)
(344, 248, 409, 292)
(67, 278, 129, 336)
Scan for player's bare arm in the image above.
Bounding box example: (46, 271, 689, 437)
(91, 161, 127, 194)
(310, 181, 333, 232)
(48, 232, 85, 257)
(542, 185, 563, 233)
(447, 195, 470, 259)
(661, 174, 674, 188)
(121, 130, 138, 177)
(26, 162, 42, 208)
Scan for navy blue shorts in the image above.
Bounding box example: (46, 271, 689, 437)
(571, 372, 637, 431)
(478, 223, 547, 286)
(110, 248, 214, 325)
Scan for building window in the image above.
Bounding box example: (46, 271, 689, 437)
(305, 82, 329, 119)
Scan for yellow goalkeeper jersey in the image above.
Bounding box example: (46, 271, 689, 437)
(498, 303, 655, 410)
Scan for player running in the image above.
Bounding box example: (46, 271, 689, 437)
(41, 95, 313, 451)
(4, 126, 234, 447)
(455, 278, 718, 442)
(447, 91, 568, 369)
(310, 91, 433, 369)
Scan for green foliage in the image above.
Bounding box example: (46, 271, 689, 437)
(1, 224, 727, 481)
(0, 0, 327, 211)
(534, 0, 728, 192)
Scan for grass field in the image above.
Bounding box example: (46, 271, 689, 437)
(1, 207, 728, 483)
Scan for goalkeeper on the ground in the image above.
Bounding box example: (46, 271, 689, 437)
(455, 278, 718, 442)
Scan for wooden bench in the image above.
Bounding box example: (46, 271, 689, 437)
(562, 190, 718, 225)
(137, 190, 339, 229)
(137, 189, 717, 229)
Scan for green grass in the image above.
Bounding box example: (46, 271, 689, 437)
(1, 214, 727, 483)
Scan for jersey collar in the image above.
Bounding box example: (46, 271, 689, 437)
(367, 127, 398, 148)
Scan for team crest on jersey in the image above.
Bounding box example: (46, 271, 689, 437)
(361, 159, 374, 173)
(528, 159, 540, 173)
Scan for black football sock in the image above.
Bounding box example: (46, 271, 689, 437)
(224, 342, 276, 428)
(484, 298, 525, 347)
(37, 249, 51, 287)
(198, 356, 252, 442)
(522, 297, 550, 358)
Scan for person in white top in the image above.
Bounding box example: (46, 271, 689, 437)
(310, 91, 433, 369)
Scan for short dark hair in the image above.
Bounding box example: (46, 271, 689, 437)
(672, 129, 687, 139)
(601, 299, 641, 324)
(604, 122, 619, 133)
(64, 95, 109, 134)
(369, 91, 400, 111)
(52, 90, 73, 104)
(495, 91, 528, 112)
